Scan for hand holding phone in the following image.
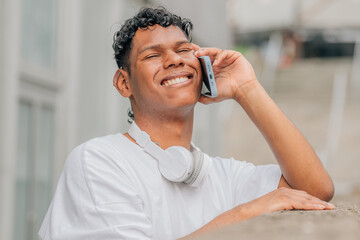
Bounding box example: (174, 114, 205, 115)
(198, 56, 217, 98)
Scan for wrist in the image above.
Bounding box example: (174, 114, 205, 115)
(231, 199, 264, 222)
(233, 78, 262, 104)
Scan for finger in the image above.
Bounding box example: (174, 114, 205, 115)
(292, 201, 327, 210)
(298, 197, 334, 210)
(194, 47, 223, 62)
(323, 203, 335, 210)
(277, 188, 335, 210)
(292, 198, 335, 210)
(191, 43, 200, 51)
(289, 190, 335, 210)
(306, 198, 335, 210)
(213, 50, 239, 67)
(277, 196, 327, 211)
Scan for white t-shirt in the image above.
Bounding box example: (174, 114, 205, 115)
(39, 133, 281, 240)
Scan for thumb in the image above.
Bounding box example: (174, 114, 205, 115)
(198, 95, 219, 105)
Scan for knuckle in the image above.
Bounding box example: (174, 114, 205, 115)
(278, 194, 290, 201)
(305, 195, 313, 200)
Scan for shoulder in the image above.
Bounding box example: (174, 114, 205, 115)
(63, 133, 134, 179)
(64, 133, 142, 204)
(66, 133, 130, 164)
(82, 133, 128, 155)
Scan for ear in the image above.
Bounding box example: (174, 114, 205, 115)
(113, 68, 131, 98)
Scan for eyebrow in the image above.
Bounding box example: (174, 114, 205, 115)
(138, 40, 191, 55)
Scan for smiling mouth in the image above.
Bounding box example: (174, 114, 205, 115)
(161, 74, 193, 87)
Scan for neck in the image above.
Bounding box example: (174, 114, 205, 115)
(128, 110, 194, 150)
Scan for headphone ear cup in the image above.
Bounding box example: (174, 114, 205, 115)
(184, 150, 211, 187)
(158, 146, 193, 182)
(192, 151, 211, 187)
(128, 121, 210, 185)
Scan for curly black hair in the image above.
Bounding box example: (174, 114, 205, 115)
(112, 7, 193, 74)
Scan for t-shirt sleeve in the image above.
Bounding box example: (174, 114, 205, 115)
(38, 141, 153, 240)
(229, 159, 282, 206)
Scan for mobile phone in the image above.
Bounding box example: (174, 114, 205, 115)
(198, 56, 217, 98)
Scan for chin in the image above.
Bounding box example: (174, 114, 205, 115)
(175, 93, 199, 106)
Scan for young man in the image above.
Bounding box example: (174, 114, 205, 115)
(39, 7, 334, 240)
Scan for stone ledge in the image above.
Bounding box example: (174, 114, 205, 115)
(195, 203, 360, 240)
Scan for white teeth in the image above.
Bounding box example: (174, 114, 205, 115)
(163, 77, 189, 86)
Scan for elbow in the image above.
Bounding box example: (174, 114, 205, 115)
(318, 179, 335, 202)
(301, 176, 335, 202)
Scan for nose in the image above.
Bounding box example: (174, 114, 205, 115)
(163, 51, 184, 69)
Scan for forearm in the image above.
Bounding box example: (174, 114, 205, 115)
(234, 80, 334, 201)
(179, 201, 259, 239)
(179, 184, 335, 239)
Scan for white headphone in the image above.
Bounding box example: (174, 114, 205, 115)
(128, 121, 212, 187)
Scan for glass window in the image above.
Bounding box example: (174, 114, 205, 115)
(14, 101, 55, 240)
(21, 0, 58, 69)
(14, 101, 34, 240)
(33, 105, 54, 239)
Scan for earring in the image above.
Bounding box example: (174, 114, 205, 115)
(127, 106, 134, 123)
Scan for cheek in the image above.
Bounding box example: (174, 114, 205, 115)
(132, 62, 157, 84)
(188, 56, 202, 83)
(184, 54, 201, 72)
(130, 68, 161, 100)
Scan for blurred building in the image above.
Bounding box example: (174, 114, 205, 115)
(226, 0, 360, 197)
(0, 0, 231, 239)
(229, 0, 360, 58)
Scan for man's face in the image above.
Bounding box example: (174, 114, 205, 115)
(128, 25, 202, 118)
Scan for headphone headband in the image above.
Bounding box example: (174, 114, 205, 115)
(128, 121, 211, 186)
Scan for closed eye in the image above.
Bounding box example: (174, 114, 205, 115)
(177, 49, 191, 53)
(145, 54, 159, 59)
